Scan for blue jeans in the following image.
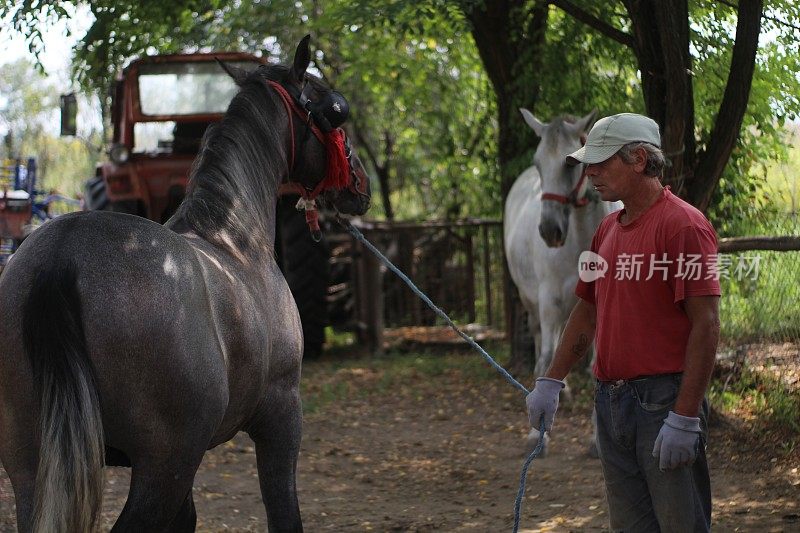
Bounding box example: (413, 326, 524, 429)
(594, 374, 711, 532)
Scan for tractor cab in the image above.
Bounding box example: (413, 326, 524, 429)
(79, 52, 264, 222)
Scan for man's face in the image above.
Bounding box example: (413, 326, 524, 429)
(584, 151, 643, 203)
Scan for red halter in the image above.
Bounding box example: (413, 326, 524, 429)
(266, 80, 351, 238)
(540, 172, 590, 208)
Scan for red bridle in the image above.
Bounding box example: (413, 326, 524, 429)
(266, 80, 352, 238)
(540, 171, 590, 208)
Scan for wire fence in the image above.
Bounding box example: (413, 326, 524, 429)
(717, 211, 800, 345)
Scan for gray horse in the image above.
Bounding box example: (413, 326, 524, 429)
(0, 36, 370, 532)
(505, 110, 620, 454)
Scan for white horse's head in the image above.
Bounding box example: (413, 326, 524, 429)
(520, 109, 596, 247)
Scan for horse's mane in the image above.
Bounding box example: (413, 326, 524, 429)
(172, 64, 294, 259)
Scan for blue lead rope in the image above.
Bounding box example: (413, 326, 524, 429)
(342, 220, 547, 532)
(513, 425, 546, 533)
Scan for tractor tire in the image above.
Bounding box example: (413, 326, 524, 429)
(82, 177, 142, 216)
(276, 197, 330, 359)
(83, 176, 110, 211)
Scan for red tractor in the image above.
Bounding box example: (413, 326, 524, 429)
(76, 52, 262, 220)
(65, 52, 334, 357)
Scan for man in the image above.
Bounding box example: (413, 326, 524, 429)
(526, 113, 721, 532)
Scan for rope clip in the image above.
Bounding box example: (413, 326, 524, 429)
(295, 196, 322, 242)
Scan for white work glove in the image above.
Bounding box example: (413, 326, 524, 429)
(525, 377, 566, 432)
(652, 410, 702, 471)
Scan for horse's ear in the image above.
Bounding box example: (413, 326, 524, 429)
(576, 109, 598, 134)
(290, 34, 312, 83)
(519, 108, 546, 138)
(216, 58, 248, 86)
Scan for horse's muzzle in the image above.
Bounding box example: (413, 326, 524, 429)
(326, 164, 371, 215)
(539, 223, 566, 248)
(325, 187, 371, 216)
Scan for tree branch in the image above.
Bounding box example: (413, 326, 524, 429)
(718, 236, 800, 253)
(654, 0, 695, 195)
(714, 0, 800, 32)
(349, 115, 381, 174)
(464, 0, 518, 94)
(550, 0, 635, 48)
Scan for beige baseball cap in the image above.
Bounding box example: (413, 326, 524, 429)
(566, 113, 661, 165)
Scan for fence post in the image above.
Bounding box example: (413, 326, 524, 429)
(357, 230, 384, 355)
(465, 229, 476, 323)
(482, 224, 493, 326)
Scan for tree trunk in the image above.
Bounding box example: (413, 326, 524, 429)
(376, 163, 394, 221)
(624, 0, 696, 196)
(466, 0, 548, 200)
(624, 0, 762, 212)
(689, 0, 763, 211)
(351, 119, 394, 221)
(465, 0, 549, 371)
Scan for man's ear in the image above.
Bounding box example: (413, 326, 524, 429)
(634, 146, 649, 173)
(290, 34, 312, 84)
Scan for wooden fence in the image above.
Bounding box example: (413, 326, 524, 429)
(339, 218, 507, 353)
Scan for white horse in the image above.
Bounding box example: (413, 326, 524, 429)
(504, 109, 621, 453)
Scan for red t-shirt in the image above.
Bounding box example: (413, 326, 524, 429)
(575, 187, 721, 381)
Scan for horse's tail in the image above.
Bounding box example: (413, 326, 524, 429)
(23, 266, 105, 533)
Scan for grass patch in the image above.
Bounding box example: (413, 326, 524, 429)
(709, 363, 800, 442)
(301, 342, 515, 415)
(323, 326, 357, 349)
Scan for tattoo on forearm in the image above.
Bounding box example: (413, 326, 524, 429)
(571, 333, 589, 358)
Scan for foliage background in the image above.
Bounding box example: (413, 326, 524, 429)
(3, 1, 799, 223)
(0, 58, 100, 196)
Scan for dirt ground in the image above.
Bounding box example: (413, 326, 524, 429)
(1, 346, 799, 532)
